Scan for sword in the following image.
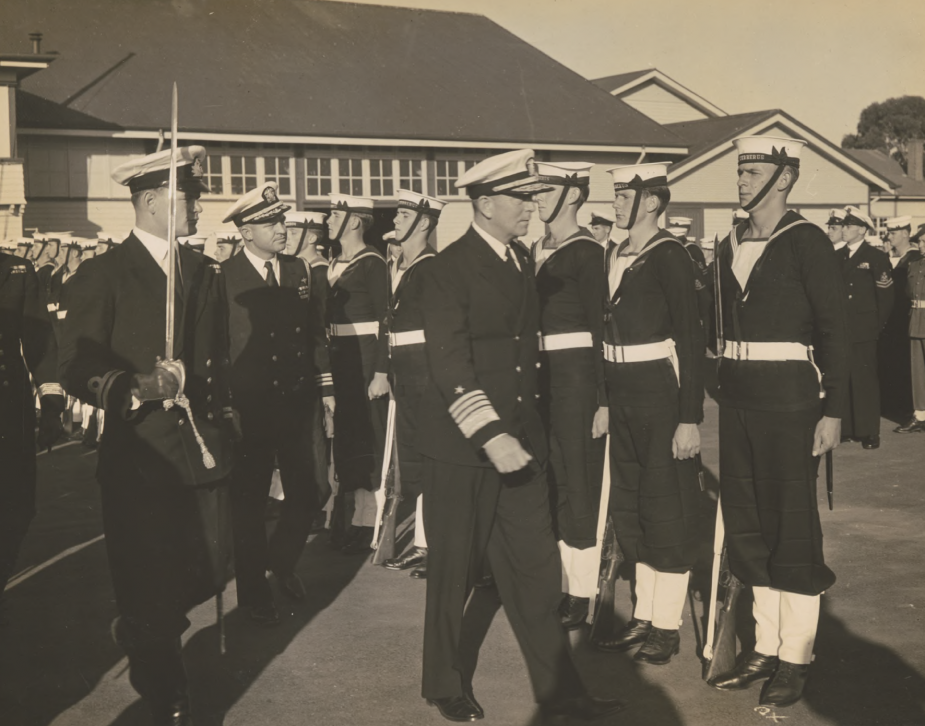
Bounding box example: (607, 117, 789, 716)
(826, 450, 834, 510)
(166, 81, 178, 360)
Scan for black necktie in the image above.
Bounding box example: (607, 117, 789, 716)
(504, 246, 521, 274)
(265, 260, 279, 287)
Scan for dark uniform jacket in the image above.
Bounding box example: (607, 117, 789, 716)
(908, 257, 925, 339)
(532, 230, 606, 406)
(685, 241, 713, 327)
(604, 232, 704, 424)
(886, 249, 922, 338)
(715, 212, 849, 417)
(59, 234, 234, 487)
(222, 251, 332, 437)
(418, 227, 546, 468)
(841, 241, 894, 343)
(377, 246, 437, 383)
(0, 254, 60, 452)
(47, 265, 79, 335)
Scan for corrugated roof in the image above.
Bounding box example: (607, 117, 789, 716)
(846, 149, 925, 197)
(1, 0, 685, 149)
(591, 69, 654, 93)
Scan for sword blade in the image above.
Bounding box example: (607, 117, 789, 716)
(165, 82, 179, 360)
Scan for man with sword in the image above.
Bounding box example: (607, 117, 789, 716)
(705, 135, 848, 708)
(59, 143, 234, 726)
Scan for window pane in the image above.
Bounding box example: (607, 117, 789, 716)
(245, 157, 256, 174)
(321, 179, 331, 195)
(308, 179, 319, 196)
(232, 178, 244, 195)
(437, 179, 448, 196)
(307, 158, 319, 176)
(321, 159, 331, 176)
(371, 179, 381, 196)
(339, 178, 351, 194)
(383, 179, 393, 196)
(351, 179, 363, 196)
(278, 177, 291, 196)
(230, 157, 241, 174)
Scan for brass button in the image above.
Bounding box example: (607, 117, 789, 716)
(295, 327, 301, 333)
(206, 359, 212, 367)
(535, 394, 540, 399)
(273, 380, 279, 387)
(535, 362, 541, 369)
(272, 355, 278, 362)
(515, 366, 521, 372)
(207, 377, 212, 384)
(516, 395, 522, 402)
(513, 335, 520, 341)
(297, 352, 303, 358)
(270, 332, 275, 338)
(207, 412, 214, 421)
(179, 418, 185, 425)
(206, 395, 212, 403)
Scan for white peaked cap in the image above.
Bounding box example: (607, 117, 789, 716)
(843, 205, 874, 229)
(534, 161, 593, 185)
(456, 149, 549, 197)
(328, 193, 375, 213)
(885, 216, 912, 231)
(223, 181, 291, 225)
(285, 211, 328, 228)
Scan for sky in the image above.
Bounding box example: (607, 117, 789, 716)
(332, 0, 925, 145)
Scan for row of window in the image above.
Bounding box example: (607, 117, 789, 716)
(198, 155, 477, 199)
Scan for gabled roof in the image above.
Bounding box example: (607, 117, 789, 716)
(592, 68, 726, 118)
(665, 109, 895, 192)
(1, 0, 686, 152)
(845, 149, 925, 198)
(16, 89, 119, 131)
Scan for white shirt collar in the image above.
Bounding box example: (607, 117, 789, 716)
(472, 222, 512, 261)
(242, 244, 279, 282)
(133, 227, 169, 272)
(847, 239, 864, 257)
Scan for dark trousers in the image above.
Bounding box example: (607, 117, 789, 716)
(844, 340, 880, 438)
(421, 458, 583, 704)
(231, 405, 323, 607)
(608, 402, 699, 573)
(393, 372, 427, 500)
(719, 405, 835, 596)
(0, 447, 36, 595)
(100, 471, 230, 718)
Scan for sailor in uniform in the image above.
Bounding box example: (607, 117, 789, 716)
(46, 240, 84, 337)
(58, 145, 234, 726)
(14, 238, 32, 259)
(706, 136, 848, 708)
(669, 217, 712, 328)
(896, 222, 925, 433)
(588, 211, 615, 247)
(417, 149, 624, 723)
(95, 233, 118, 257)
(826, 208, 846, 247)
(378, 190, 446, 579)
(0, 248, 65, 601)
(30, 234, 62, 293)
(213, 231, 241, 263)
(325, 194, 389, 554)
(221, 184, 334, 625)
(528, 162, 607, 628)
(839, 206, 894, 449)
(593, 163, 703, 665)
(881, 216, 923, 426)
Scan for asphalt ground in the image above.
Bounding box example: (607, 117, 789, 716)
(1, 398, 924, 726)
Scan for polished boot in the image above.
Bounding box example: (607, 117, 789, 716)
(409, 566, 427, 580)
(558, 595, 589, 630)
(157, 698, 194, 726)
(341, 526, 374, 555)
(708, 651, 779, 690)
(862, 435, 880, 450)
(426, 694, 483, 722)
(540, 694, 626, 722)
(593, 619, 651, 652)
(633, 626, 680, 665)
(383, 546, 427, 570)
(759, 661, 810, 708)
(894, 419, 925, 434)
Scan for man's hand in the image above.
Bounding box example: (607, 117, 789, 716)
(323, 395, 336, 417)
(672, 423, 700, 460)
(368, 372, 390, 399)
(813, 416, 841, 456)
(591, 406, 609, 439)
(483, 434, 533, 474)
(37, 394, 65, 452)
(130, 359, 184, 402)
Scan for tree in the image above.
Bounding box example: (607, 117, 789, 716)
(841, 96, 925, 172)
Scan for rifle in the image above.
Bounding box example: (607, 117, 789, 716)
(587, 435, 624, 636)
(703, 546, 744, 681)
(826, 450, 834, 511)
(371, 398, 399, 563)
(712, 233, 724, 358)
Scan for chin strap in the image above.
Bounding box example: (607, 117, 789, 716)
(294, 226, 309, 255)
(395, 210, 424, 244)
(544, 174, 585, 225)
(627, 188, 644, 230)
(742, 164, 786, 213)
(330, 212, 352, 244)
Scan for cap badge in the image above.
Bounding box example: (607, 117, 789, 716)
(190, 158, 204, 179)
(263, 186, 279, 205)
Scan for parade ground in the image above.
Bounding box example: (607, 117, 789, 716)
(2, 399, 924, 726)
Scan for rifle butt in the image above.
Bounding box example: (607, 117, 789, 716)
(371, 497, 399, 565)
(702, 577, 743, 681)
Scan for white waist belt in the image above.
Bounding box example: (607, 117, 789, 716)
(913, 300, 925, 309)
(330, 322, 379, 337)
(47, 303, 58, 312)
(540, 332, 593, 351)
(603, 339, 674, 364)
(390, 330, 425, 347)
(57, 310, 67, 320)
(722, 341, 811, 362)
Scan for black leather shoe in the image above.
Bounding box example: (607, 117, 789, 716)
(558, 595, 589, 630)
(594, 619, 651, 652)
(894, 419, 925, 434)
(384, 546, 427, 570)
(708, 651, 779, 690)
(759, 660, 810, 708)
(465, 688, 485, 719)
(247, 603, 280, 626)
(541, 694, 626, 722)
(277, 573, 306, 601)
(342, 526, 374, 554)
(633, 626, 680, 665)
(410, 566, 427, 579)
(426, 695, 483, 722)
(157, 701, 194, 726)
(862, 435, 880, 450)
(840, 435, 855, 443)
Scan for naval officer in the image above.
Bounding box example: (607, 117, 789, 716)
(417, 149, 624, 723)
